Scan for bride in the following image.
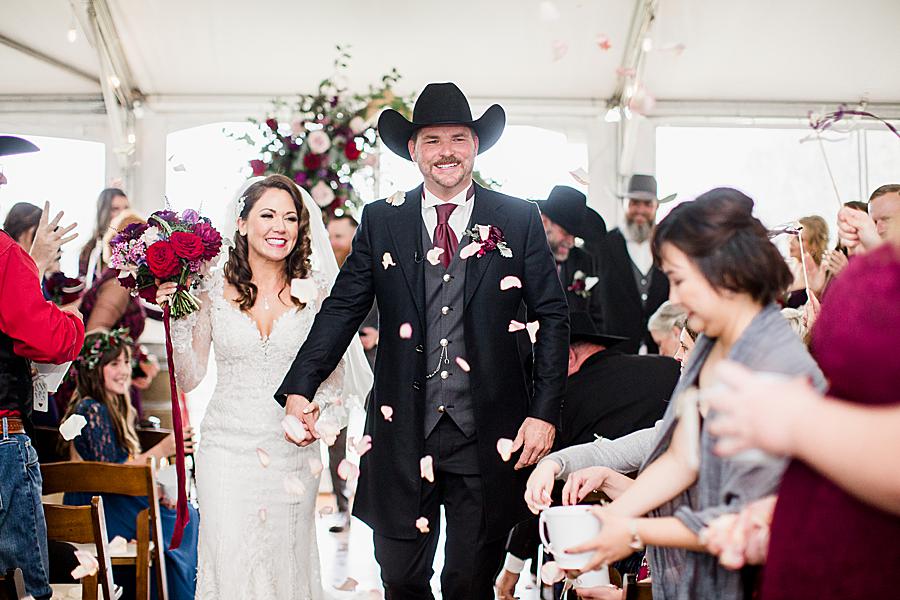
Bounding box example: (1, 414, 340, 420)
(158, 175, 372, 599)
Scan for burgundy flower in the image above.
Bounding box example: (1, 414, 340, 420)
(192, 221, 222, 260)
(344, 141, 362, 160)
(122, 222, 149, 239)
(138, 285, 159, 304)
(303, 153, 324, 170)
(250, 159, 267, 176)
(294, 171, 308, 186)
(119, 274, 137, 289)
(265, 118, 279, 131)
(146, 241, 181, 278)
(153, 210, 178, 224)
(169, 231, 204, 260)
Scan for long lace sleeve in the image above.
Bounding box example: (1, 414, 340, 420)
(308, 270, 348, 427)
(169, 276, 216, 393)
(72, 399, 129, 463)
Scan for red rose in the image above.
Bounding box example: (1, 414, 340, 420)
(344, 141, 362, 160)
(250, 159, 267, 176)
(303, 153, 324, 170)
(170, 232, 204, 260)
(146, 241, 181, 278)
(265, 118, 279, 131)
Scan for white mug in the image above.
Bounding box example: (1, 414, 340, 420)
(573, 567, 611, 589)
(538, 505, 603, 570)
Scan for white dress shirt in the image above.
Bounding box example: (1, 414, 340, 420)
(421, 185, 475, 244)
(622, 227, 654, 275)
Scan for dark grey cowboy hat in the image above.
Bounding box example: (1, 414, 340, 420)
(570, 311, 629, 348)
(537, 185, 607, 242)
(378, 82, 506, 161)
(0, 136, 39, 157)
(619, 174, 677, 203)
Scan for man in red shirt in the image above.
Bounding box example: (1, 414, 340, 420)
(0, 135, 85, 599)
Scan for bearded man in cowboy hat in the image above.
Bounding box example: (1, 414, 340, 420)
(276, 83, 569, 599)
(537, 184, 607, 329)
(596, 174, 674, 354)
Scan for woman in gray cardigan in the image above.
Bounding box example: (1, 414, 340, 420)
(531, 189, 826, 600)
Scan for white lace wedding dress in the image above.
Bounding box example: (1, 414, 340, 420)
(171, 268, 344, 600)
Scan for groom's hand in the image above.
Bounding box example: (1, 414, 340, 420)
(511, 417, 555, 470)
(285, 394, 321, 447)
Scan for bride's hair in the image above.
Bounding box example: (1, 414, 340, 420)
(224, 174, 313, 311)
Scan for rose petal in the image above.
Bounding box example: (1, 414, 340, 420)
(426, 247, 445, 266)
(552, 40, 568, 61)
(258, 507, 268, 522)
(380, 405, 394, 422)
(508, 320, 526, 333)
(71, 550, 99, 580)
(315, 417, 340, 446)
(319, 505, 335, 516)
(290, 278, 317, 304)
(283, 474, 306, 495)
(281, 414, 309, 444)
(455, 357, 471, 372)
(616, 67, 636, 78)
(500, 276, 522, 291)
(420, 455, 435, 483)
(256, 447, 270, 468)
(308, 457, 324, 476)
(108, 536, 128, 555)
(335, 577, 359, 592)
(354, 434, 372, 457)
(387, 190, 406, 207)
(540, 561, 565, 585)
(460, 241, 482, 260)
(526, 321, 541, 344)
(382, 252, 396, 270)
(59, 414, 87, 441)
(477, 224, 491, 240)
(596, 34, 612, 51)
(415, 517, 430, 533)
(569, 168, 590, 186)
(497, 438, 514, 462)
(399, 323, 413, 339)
(337, 459, 359, 481)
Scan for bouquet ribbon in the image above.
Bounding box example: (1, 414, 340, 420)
(162, 303, 190, 549)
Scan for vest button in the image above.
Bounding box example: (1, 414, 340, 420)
(412, 381, 421, 390)
(442, 274, 451, 283)
(640, 293, 648, 301)
(439, 338, 449, 347)
(440, 370, 449, 380)
(415, 344, 424, 353)
(437, 405, 446, 413)
(441, 306, 450, 315)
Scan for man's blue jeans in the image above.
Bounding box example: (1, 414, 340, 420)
(0, 418, 52, 600)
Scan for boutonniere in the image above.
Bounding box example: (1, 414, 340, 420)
(386, 190, 406, 207)
(461, 224, 512, 259)
(567, 270, 599, 298)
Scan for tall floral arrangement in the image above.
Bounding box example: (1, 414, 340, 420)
(238, 46, 411, 218)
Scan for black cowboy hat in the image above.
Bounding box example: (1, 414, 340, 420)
(537, 185, 607, 242)
(570, 311, 629, 348)
(619, 174, 677, 203)
(0, 136, 39, 157)
(378, 82, 506, 161)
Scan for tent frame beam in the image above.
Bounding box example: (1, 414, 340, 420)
(0, 32, 100, 86)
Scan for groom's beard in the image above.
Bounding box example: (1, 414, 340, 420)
(624, 218, 654, 243)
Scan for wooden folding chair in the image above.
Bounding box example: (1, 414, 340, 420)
(0, 568, 27, 600)
(41, 461, 168, 600)
(623, 573, 653, 600)
(44, 497, 120, 600)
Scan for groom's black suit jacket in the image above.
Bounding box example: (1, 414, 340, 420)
(276, 183, 569, 540)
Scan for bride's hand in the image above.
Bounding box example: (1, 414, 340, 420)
(285, 394, 320, 447)
(156, 281, 180, 306)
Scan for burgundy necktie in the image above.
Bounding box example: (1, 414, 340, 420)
(433, 203, 458, 269)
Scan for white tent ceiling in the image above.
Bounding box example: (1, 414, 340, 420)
(2, 0, 899, 104)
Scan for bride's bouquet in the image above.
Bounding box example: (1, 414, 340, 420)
(109, 208, 222, 319)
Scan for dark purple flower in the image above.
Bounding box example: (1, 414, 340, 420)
(181, 209, 200, 224)
(192, 221, 222, 261)
(153, 210, 178, 223)
(294, 171, 308, 185)
(316, 168, 329, 179)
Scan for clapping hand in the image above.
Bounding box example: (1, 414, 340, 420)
(30, 201, 78, 276)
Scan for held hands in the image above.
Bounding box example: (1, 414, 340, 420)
(30, 201, 78, 276)
(284, 394, 321, 447)
(511, 417, 555, 470)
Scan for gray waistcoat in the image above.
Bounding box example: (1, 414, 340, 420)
(422, 222, 475, 438)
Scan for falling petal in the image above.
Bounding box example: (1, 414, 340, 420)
(497, 438, 514, 462)
(256, 447, 270, 468)
(508, 320, 526, 333)
(420, 455, 435, 482)
(380, 405, 394, 422)
(337, 459, 360, 481)
(290, 278, 317, 304)
(319, 505, 335, 516)
(316, 417, 340, 446)
(283, 474, 306, 495)
(71, 550, 99, 580)
(500, 275, 522, 291)
(308, 457, 324, 476)
(526, 321, 541, 344)
(569, 168, 590, 186)
(539, 0, 560, 21)
(354, 434, 373, 457)
(173, 163, 186, 172)
(281, 414, 309, 444)
(628, 87, 656, 115)
(382, 252, 396, 270)
(108, 536, 128, 555)
(552, 40, 568, 62)
(460, 241, 482, 259)
(416, 517, 430, 533)
(455, 357, 471, 372)
(335, 577, 359, 592)
(657, 42, 686, 55)
(540, 561, 565, 585)
(426, 247, 445, 266)
(615, 67, 636, 78)
(399, 322, 413, 339)
(258, 507, 268, 522)
(59, 414, 87, 441)
(596, 34, 612, 51)
(386, 190, 406, 206)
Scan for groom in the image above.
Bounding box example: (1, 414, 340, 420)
(276, 82, 568, 599)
